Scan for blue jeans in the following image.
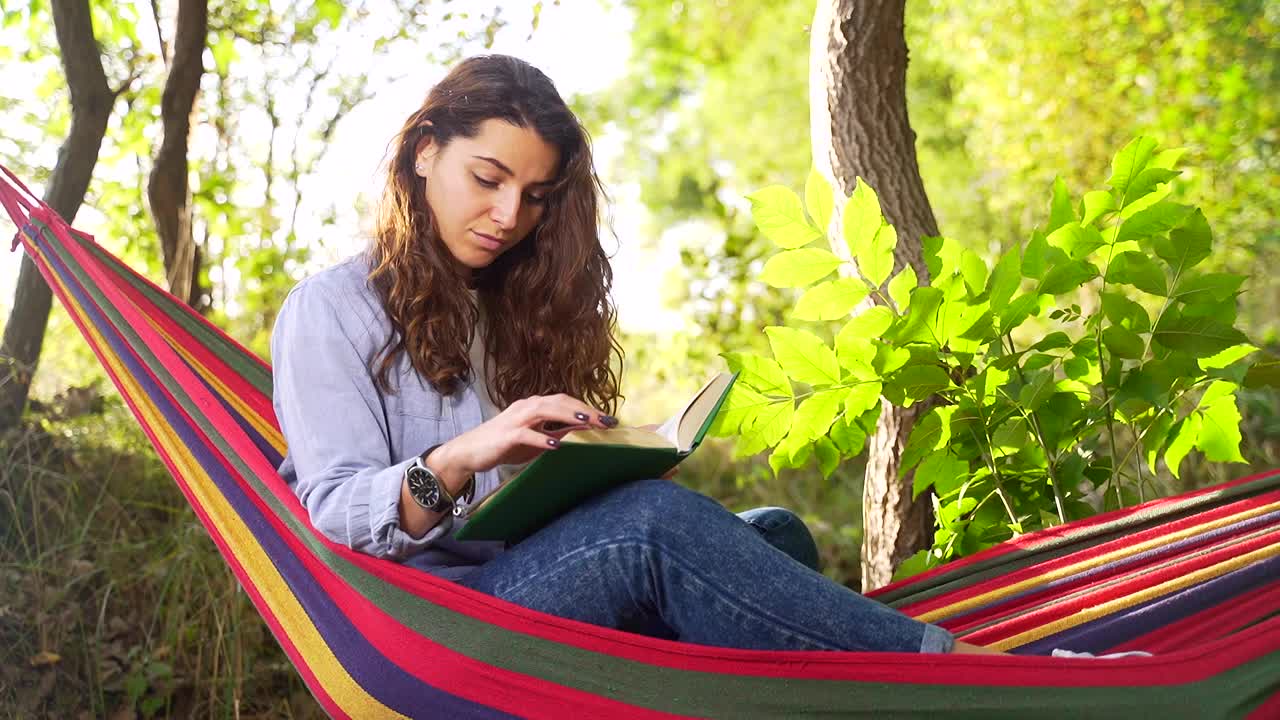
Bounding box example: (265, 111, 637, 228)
(457, 479, 954, 653)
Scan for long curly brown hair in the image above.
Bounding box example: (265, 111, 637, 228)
(368, 55, 623, 413)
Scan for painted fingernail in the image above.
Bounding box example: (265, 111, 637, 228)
(574, 412, 589, 422)
(600, 415, 619, 428)
(547, 438, 559, 447)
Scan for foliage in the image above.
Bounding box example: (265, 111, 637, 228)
(711, 137, 1275, 577)
(0, 404, 321, 718)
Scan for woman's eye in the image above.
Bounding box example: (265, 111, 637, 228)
(473, 174, 499, 188)
(525, 193, 547, 205)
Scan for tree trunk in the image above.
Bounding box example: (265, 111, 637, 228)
(148, 0, 208, 308)
(810, 0, 937, 590)
(0, 0, 115, 430)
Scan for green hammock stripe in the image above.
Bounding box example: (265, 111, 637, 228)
(31, 220, 1280, 718)
(73, 229, 274, 396)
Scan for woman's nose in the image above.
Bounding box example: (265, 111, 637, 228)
(491, 191, 520, 229)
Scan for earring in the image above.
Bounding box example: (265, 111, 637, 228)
(414, 163, 425, 174)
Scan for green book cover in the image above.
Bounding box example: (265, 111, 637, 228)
(454, 372, 738, 543)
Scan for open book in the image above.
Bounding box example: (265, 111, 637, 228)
(454, 372, 738, 543)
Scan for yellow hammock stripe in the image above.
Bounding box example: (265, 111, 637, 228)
(41, 245, 405, 720)
(917, 499, 1280, 623)
(990, 539, 1280, 651)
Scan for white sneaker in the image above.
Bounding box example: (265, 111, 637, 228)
(1051, 649, 1153, 659)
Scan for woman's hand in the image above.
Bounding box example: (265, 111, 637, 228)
(427, 394, 617, 486)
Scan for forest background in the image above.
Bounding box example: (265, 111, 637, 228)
(0, 0, 1277, 716)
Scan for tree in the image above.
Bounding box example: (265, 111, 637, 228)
(147, 0, 208, 308)
(809, 0, 937, 589)
(0, 0, 128, 430)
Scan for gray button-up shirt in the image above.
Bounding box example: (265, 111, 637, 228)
(271, 254, 505, 579)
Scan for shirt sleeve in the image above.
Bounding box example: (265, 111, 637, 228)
(271, 278, 452, 559)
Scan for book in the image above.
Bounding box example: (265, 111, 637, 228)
(453, 372, 738, 543)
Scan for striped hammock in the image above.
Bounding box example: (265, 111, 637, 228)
(2, 165, 1278, 719)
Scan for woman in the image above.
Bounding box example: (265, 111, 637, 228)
(271, 54, 988, 655)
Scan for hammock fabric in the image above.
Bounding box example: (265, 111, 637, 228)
(2, 166, 1278, 719)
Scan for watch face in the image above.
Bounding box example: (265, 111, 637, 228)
(407, 466, 441, 508)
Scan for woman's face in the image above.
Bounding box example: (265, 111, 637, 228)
(415, 118, 560, 271)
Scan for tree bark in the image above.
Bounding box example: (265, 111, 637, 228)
(810, 0, 936, 590)
(0, 0, 115, 430)
(148, 0, 208, 308)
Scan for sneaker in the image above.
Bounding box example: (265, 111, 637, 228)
(1051, 649, 1153, 659)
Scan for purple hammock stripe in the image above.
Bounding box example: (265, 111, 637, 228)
(1015, 551, 1280, 655)
(39, 229, 517, 719)
(941, 507, 1280, 629)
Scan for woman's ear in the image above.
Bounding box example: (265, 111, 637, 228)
(413, 123, 437, 178)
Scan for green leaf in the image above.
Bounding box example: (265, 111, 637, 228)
(1106, 251, 1168, 296)
(842, 180, 883, 260)
(748, 185, 826, 249)
(1032, 332, 1072, 351)
(892, 549, 934, 582)
(1038, 260, 1099, 295)
(804, 168, 835, 234)
(913, 451, 968, 500)
(1199, 395, 1246, 464)
(1101, 325, 1145, 359)
(860, 224, 897, 288)
(1047, 223, 1106, 261)
(1048, 176, 1074, 232)
(814, 437, 840, 479)
(1199, 344, 1257, 371)
(709, 385, 765, 438)
(1172, 272, 1245, 304)
(1101, 291, 1151, 332)
(894, 286, 945, 345)
(794, 278, 869, 321)
(1081, 190, 1117, 226)
(1152, 315, 1249, 358)
(998, 293, 1042, 335)
(1108, 136, 1160, 200)
(1149, 147, 1187, 170)
(791, 389, 848, 442)
(721, 352, 791, 396)
(760, 248, 844, 288)
(888, 265, 918, 313)
(971, 365, 1010, 406)
(991, 418, 1031, 458)
(1143, 412, 1177, 473)
(986, 247, 1022, 308)
(839, 306, 894, 343)
(829, 415, 868, 456)
(765, 327, 841, 386)
(1114, 201, 1194, 245)
(1154, 208, 1212, 273)
(891, 365, 952, 407)
(1125, 167, 1180, 204)
(843, 380, 883, 418)
(874, 344, 911, 376)
(1018, 370, 1056, 411)
(835, 323, 880, 370)
(902, 407, 947, 473)
(736, 398, 794, 458)
(960, 249, 988, 295)
(1022, 230, 1050, 280)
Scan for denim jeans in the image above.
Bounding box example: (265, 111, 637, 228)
(457, 479, 954, 653)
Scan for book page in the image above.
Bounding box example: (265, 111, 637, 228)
(655, 372, 734, 452)
(560, 427, 674, 449)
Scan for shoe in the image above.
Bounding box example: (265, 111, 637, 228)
(1051, 649, 1152, 659)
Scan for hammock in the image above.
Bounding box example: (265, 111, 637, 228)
(2, 165, 1278, 719)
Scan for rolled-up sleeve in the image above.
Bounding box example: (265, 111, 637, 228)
(271, 280, 450, 559)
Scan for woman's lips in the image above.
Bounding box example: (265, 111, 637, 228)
(472, 231, 503, 251)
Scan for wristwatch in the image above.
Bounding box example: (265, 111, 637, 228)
(405, 444, 474, 515)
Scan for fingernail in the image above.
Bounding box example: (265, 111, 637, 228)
(600, 415, 618, 428)
(574, 412, 589, 422)
(547, 438, 559, 447)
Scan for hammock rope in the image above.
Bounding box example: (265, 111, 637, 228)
(2, 165, 1278, 719)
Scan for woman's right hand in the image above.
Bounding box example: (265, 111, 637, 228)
(425, 394, 617, 486)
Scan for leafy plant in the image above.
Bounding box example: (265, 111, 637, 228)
(711, 137, 1276, 577)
